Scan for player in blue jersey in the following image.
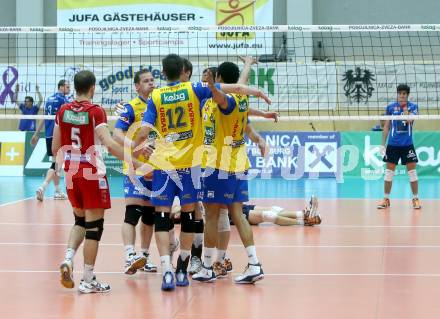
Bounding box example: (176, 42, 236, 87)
(13, 84, 43, 132)
(31, 80, 71, 201)
(378, 84, 421, 210)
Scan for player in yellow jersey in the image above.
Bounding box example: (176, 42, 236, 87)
(113, 70, 157, 275)
(193, 62, 267, 284)
(133, 54, 271, 291)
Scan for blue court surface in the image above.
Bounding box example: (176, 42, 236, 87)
(1, 176, 439, 205)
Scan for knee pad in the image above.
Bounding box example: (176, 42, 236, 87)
(262, 210, 277, 223)
(85, 218, 104, 241)
(408, 169, 418, 182)
(74, 214, 85, 228)
(141, 206, 155, 226)
(181, 211, 195, 233)
(123, 205, 143, 226)
(155, 212, 171, 232)
(218, 208, 230, 232)
(384, 169, 394, 182)
(50, 162, 56, 170)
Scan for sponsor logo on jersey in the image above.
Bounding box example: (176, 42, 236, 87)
(160, 89, 189, 105)
(238, 99, 248, 112)
(63, 110, 89, 125)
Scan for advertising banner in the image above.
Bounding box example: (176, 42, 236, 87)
(0, 131, 26, 176)
(56, 0, 274, 56)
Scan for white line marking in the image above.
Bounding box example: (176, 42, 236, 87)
(0, 197, 33, 207)
(0, 242, 439, 248)
(0, 270, 439, 277)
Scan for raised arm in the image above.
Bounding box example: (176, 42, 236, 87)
(248, 108, 278, 122)
(238, 56, 257, 85)
(219, 83, 271, 105)
(36, 84, 43, 109)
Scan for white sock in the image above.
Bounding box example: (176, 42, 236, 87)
(245, 245, 259, 265)
(124, 245, 135, 260)
(55, 184, 61, 192)
(160, 255, 172, 272)
(413, 194, 418, 199)
(295, 210, 304, 219)
(83, 264, 94, 283)
(41, 181, 48, 189)
(384, 193, 390, 199)
(65, 248, 75, 260)
(194, 233, 203, 248)
(203, 247, 216, 268)
(180, 249, 190, 261)
(216, 249, 226, 262)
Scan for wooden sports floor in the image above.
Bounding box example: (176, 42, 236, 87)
(1, 194, 440, 319)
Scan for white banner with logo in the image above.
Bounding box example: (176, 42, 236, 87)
(56, 0, 273, 56)
(337, 63, 440, 109)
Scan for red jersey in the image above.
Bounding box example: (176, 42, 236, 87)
(55, 100, 108, 175)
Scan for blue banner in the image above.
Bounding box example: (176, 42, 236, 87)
(246, 131, 341, 178)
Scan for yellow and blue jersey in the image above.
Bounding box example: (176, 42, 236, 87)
(142, 81, 220, 170)
(202, 93, 250, 173)
(115, 96, 154, 176)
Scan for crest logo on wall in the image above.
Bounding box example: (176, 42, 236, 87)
(342, 67, 375, 104)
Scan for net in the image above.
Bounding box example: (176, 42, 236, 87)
(1, 24, 440, 123)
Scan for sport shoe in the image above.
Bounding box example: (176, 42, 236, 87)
(223, 258, 233, 273)
(59, 259, 74, 289)
(161, 271, 175, 291)
(54, 191, 67, 200)
(36, 187, 45, 201)
(412, 198, 422, 209)
(78, 277, 111, 294)
(234, 263, 264, 284)
(140, 254, 158, 272)
(212, 261, 227, 278)
(124, 254, 147, 275)
(192, 264, 216, 283)
(305, 214, 322, 226)
(175, 269, 189, 287)
(188, 256, 202, 275)
(377, 198, 390, 209)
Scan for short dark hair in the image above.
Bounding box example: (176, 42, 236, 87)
(134, 69, 152, 84)
(182, 58, 193, 79)
(397, 84, 410, 94)
(24, 96, 34, 103)
(74, 70, 96, 95)
(216, 62, 240, 84)
(162, 54, 183, 81)
(58, 79, 67, 89)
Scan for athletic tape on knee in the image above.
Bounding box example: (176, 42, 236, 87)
(218, 209, 230, 232)
(155, 212, 171, 232)
(85, 218, 104, 241)
(408, 169, 418, 182)
(384, 169, 394, 182)
(141, 206, 155, 226)
(181, 211, 195, 233)
(74, 213, 85, 228)
(262, 210, 277, 223)
(124, 205, 143, 226)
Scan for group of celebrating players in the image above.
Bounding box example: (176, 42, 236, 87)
(35, 52, 422, 295)
(41, 54, 322, 294)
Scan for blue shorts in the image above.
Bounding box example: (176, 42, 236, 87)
(202, 169, 249, 204)
(151, 168, 201, 207)
(123, 175, 152, 201)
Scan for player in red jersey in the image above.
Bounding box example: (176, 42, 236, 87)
(52, 70, 138, 294)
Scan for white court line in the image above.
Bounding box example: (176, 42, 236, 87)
(0, 242, 440, 248)
(0, 197, 33, 207)
(1, 222, 440, 229)
(0, 270, 439, 277)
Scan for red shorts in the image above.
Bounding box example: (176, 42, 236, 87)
(66, 175, 111, 210)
